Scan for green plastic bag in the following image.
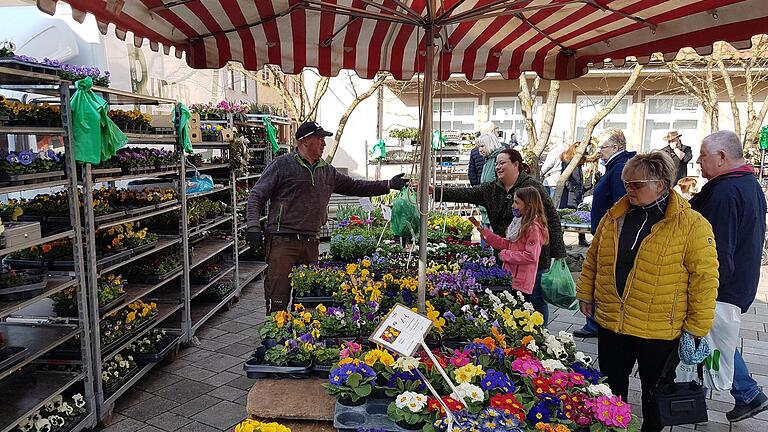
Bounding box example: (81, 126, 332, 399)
(172, 103, 194, 154)
(70, 76, 127, 164)
(370, 139, 386, 160)
(541, 258, 578, 310)
(390, 187, 420, 238)
(263, 116, 279, 153)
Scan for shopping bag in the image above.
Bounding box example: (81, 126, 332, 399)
(390, 187, 420, 238)
(675, 301, 741, 390)
(70, 76, 127, 163)
(540, 258, 578, 309)
(186, 164, 214, 194)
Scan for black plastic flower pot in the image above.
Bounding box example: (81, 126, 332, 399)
(396, 420, 425, 430)
(338, 396, 366, 407)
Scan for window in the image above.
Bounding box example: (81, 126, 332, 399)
(643, 96, 700, 151)
(227, 70, 235, 90)
(574, 95, 632, 141)
(433, 98, 477, 131)
(488, 97, 541, 144)
(240, 73, 248, 93)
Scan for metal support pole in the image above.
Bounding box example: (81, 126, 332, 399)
(416, 25, 436, 314)
(60, 83, 97, 428)
(179, 104, 193, 343)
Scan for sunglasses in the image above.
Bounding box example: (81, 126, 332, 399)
(623, 179, 659, 190)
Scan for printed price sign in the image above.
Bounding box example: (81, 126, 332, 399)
(359, 197, 374, 212)
(381, 205, 392, 221)
(370, 304, 432, 356)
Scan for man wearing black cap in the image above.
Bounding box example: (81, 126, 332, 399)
(247, 120, 408, 312)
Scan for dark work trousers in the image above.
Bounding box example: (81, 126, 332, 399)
(597, 326, 679, 432)
(264, 234, 319, 313)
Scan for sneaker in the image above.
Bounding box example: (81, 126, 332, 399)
(573, 327, 598, 338)
(727, 392, 768, 422)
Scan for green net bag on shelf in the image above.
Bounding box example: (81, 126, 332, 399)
(541, 258, 578, 310)
(390, 187, 420, 238)
(70, 76, 127, 164)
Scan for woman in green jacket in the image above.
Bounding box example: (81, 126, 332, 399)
(435, 148, 567, 324)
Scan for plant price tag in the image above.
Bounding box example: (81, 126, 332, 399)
(381, 205, 392, 221)
(369, 303, 432, 357)
(359, 197, 374, 212)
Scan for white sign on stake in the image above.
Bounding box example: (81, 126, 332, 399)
(369, 304, 432, 357)
(359, 197, 374, 212)
(381, 204, 392, 221)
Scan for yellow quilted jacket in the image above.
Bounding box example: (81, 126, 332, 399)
(576, 192, 719, 340)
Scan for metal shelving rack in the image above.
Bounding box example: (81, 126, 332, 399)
(79, 93, 183, 423)
(0, 67, 96, 432)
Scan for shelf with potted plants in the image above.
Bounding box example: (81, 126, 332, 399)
(0, 60, 96, 432)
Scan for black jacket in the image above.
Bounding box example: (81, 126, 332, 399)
(468, 147, 485, 186)
(661, 144, 693, 182)
(690, 168, 767, 313)
(436, 173, 567, 269)
(591, 151, 635, 234)
(559, 162, 584, 209)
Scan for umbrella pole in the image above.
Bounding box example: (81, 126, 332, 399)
(417, 28, 435, 314)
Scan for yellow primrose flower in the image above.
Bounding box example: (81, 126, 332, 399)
(346, 263, 358, 275)
(316, 304, 327, 314)
(361, 259, 371, 268)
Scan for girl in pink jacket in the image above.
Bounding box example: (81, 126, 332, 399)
(470, 186, 550, 295)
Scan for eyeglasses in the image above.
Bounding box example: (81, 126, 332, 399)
(623, 179, 659, 190)
(598, 144, 616, 150)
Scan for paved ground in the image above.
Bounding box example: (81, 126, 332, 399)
(98, 233, 768, 432)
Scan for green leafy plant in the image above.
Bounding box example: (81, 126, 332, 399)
(314, 347, 340, 366)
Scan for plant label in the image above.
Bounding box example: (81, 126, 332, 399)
(359, 197, 374, 212)
(381, 205, 392, 221)
(370, 303, 432, 357)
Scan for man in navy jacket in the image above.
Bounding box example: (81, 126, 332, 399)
(690, 130, 768, 423)
(574, 129, 636, 338)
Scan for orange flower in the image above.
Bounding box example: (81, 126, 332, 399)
(521, 335, 534, 346)
(472, 336, 496, 351)
(41, 244, 52, 253)
(491, 326, 507, 349)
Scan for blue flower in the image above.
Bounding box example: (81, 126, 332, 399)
(480, 369, 515, 393)
(5, 153, 19, 164)
(527, 402, 551, 424)
(18, 151, 35, 166)
(444, 311, 456, 322)
(386, 370, 425, 391)
(570, 362, 602, 384)
(46, 149, 61, 162)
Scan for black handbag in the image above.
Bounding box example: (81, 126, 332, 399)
(651, 347, 708, 426)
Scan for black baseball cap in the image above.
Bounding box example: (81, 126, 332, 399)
(295, 121, 334, 140)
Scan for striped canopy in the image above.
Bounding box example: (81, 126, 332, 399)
(37, 0, 768, 81)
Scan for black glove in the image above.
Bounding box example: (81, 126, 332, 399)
(246, 227, 264, 253)
(388, 173, 408, 190)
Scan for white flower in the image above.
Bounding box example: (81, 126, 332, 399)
(558, 331, 574, 344)
(127, 355, 134, 362)
(522, 301, 535, 312)
(44, 401, 56, 411)
(119, 361, 128, 368)
(19, 417, 34, 432)
(575, 351, 593, 365)
(72, 394, 85, 409)
(461, 304, 471, 313)
(395, 391, 427, 412)
(588, 383, 614, 397)
(48, 416, 65, 427)
(451, 383, 484, 403)
(394, 356, 420, 372)
(515, 291, 526, 302)
(540, 359, 566, 371)
(101, 372, 109, 381)
(34, 418, 51, 432)
(527, 340, 539, 352)
(57, 402, 73, 416)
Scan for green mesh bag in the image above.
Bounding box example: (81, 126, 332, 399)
(390, 187, 420, 238)
(541, 258, 578, 310)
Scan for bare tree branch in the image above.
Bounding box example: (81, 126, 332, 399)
(718, 58, 741, 137)
(325, 73, 389, 163)
(553, 64, 643, 204)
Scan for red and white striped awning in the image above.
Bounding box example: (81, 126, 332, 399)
(36, 1, 768, 80)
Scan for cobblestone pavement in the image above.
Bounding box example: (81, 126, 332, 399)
(100, 234, 768, 431)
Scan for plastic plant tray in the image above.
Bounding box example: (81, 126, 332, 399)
(243, 346, 312, 379)
(293, 295, 335, 307)
(0, 273, 48, 301)
(103, 365, 141, 396)
(3, 258, 48, 269)
(129, 266, 182, 284)
(135, 331, 181, 365)
(482, 285, 512, 293)
(98, 293, 128, 315)
(334, 399, 414, 432)
(129, 240, 159, 257)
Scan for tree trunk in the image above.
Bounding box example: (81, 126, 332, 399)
(518, 74, 539, 150)
(553, 64, 643, 205)
(325, 74, 388, 163)
(745, 92, 768, 148)
(531, 80, 561, 181)
(718, 59, 741, 138)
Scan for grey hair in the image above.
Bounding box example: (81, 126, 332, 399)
(622, 151, 677, 189)
(476, 132, 501, 154)
(598, 128, 627, 151)
(702, 130, 744, 160)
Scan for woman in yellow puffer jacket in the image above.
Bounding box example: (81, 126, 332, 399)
(576, 151, 718, 432)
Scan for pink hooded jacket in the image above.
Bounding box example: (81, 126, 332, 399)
(480, 219, 549, 294)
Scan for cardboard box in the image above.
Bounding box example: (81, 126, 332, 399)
(189, 113, 201, 129)
(149, 113, 173, 129)
(2, 222, 41, 249)
(190, 127, 202, 143)
(221, 128, 234, 142)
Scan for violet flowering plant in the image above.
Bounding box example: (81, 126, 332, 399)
(13, 55, 110, 86)
(461, 261, 513, 287)
(0, 149, 63, 175)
